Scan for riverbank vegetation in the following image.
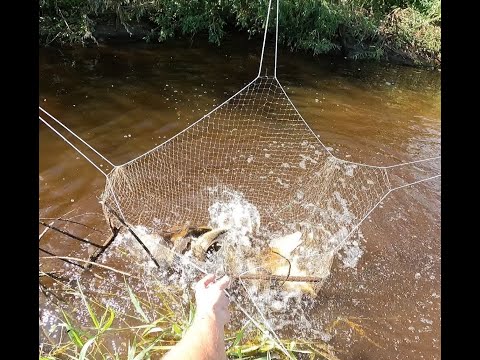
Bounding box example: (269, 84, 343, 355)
(39, 274, 339, 359)
(39, 0, 440, 66)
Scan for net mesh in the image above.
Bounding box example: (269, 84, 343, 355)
(101, 76, 392, 291)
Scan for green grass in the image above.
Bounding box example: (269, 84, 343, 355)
(39, 0, 440, 66)
(380, 6, 440, 64)
(39, 273, 339, 360)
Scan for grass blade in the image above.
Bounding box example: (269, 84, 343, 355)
(126, 283, 150, 323)
(100, 307, 115, 333)
(133, 339, 159, 360)
(143, 327, 165, 336)
(79, 337, 96, 360)
(172, 323, 182, 336)
(76, 279, 99, 329)
(61, 310, 84, 348)
(127, 341, 136, 360)
(233, 326, 246, 347)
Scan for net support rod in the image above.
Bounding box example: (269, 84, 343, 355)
(119, 76, 259, 167)
(276, 78, 441, 171)
(39, 115, 109, 178)
(39, 107, 115, 167)
(258, 0, 273, 78)
(381, 156, 440, 169)
(389, 174, 440, 192)
(302, 171, 440, 260)
(258, 0, 280, 78)
(39, 110, 127, 222)
(274, 0, 279, 78)
(329, 173, 441, 254)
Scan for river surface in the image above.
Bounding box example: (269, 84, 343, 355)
(39, 35, 440, 359)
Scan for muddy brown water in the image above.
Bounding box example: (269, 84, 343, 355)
(39, 35, 440, 359)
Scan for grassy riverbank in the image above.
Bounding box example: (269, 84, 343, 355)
(39, 0, 440, 67)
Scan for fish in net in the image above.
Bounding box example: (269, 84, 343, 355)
(99, 55, 438, 296)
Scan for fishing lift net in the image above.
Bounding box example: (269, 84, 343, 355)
(39, 0, 440, 352)
(97, 1, 439, 290)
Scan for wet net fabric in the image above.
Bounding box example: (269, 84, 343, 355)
(101, 76, 392, 288)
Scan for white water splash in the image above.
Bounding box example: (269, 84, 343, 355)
(207, 187, 261, 247)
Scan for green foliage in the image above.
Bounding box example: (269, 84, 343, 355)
(39, 0, 97, 45)
(144, 0, 231, 45)
(380, 5, 441, 64)
(39, 0, 440, 66)
(39, 279, 338, 359)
